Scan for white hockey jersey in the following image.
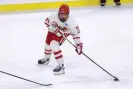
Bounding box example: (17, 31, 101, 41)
(44, 13, 82, 45)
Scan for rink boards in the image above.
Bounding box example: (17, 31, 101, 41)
(0, 0, 133, 13)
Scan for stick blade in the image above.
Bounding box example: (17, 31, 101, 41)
(40, 83, 52, 86)
(114, 77, 119, 81)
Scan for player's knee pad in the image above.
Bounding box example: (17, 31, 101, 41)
(50, 40, 60, 52)
(45, 43, 51, 50)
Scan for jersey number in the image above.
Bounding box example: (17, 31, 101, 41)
(45, 18, 50, 27)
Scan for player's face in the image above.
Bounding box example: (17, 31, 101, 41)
(58, 13, 68, 22)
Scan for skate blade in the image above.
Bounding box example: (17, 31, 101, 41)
(54, 71, 65, 75)
(37, 62, 49, 66)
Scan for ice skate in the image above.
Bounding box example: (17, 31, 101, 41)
(38, 58, 50, 65)
(53, 64, 65, 75)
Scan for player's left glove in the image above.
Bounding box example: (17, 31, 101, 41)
(75, 43, 83, 55)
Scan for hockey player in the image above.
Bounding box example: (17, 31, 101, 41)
(38, 4, 83, 75)
(100, 0, 121, 7)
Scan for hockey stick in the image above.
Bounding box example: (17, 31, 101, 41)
(0, 71, 52, 86)
(61, 34, 119, 81)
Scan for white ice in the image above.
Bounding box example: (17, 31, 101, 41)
(0, 6, 133, 89)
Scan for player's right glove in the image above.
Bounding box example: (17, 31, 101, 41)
(75, 43, 83, 55)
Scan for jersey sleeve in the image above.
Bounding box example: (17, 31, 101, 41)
(69, 17, 82, 45)
(44, 14, 56, 32)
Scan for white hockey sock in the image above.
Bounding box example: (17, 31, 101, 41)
(44, 49, 52, 59)
(53, 50, 64, 66)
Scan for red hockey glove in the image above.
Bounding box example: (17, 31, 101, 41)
(75, 43, 83, 55)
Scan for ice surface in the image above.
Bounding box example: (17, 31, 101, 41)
(0, 7, 133, 89)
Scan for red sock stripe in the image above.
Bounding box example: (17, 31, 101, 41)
(55, 55, 63, 59)
(45, 49, 52, 52)
(45, 52, 51, 55)
(54, 50, 61, 55)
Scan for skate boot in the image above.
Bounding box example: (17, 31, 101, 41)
(101, 3, 105, 7)
(115, 2, 121, 7)
(53, 64, 65, 75)
(38, 58, 50, 65)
